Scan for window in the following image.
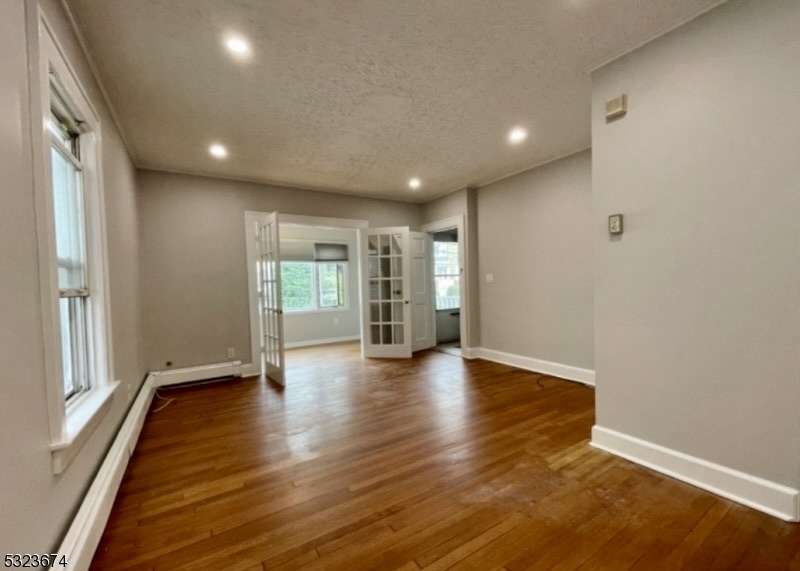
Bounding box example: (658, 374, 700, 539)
(281, 262, 346, 312)
(50, 98, 91, 401)
(318, 263, 345, 308)
(37, 18, 116, 474)
(433, 241, 460, 310)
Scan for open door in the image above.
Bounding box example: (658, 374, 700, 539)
(257, 212, 285, 385)
(410, 231, 435, 352)
(361, 228, 412, 358)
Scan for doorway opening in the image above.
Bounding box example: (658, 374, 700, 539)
(431, 229, 461, 357)
(421, 215, 469, 358)
(245, 212, 369, 385)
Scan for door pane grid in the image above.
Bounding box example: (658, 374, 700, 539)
(258, 221, 283, 376)
(367, 232, 405, 346)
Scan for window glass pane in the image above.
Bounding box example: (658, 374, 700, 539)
(51, 146, 86, 290)
(319, 263, 345, 308)
(434, 242, 460, 310)
(59, 297, 88, 399)
(281, 262, 314, 311)
(59, 297, 75, 397)
(434, 277, 460, 310)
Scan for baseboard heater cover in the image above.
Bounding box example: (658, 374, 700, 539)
(56, 373, 157, 571)
(57, 360, 253, 570)
(151, 360, 242, 388)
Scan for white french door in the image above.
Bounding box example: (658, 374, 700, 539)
(410, 232, 435, 352)
(361, 227, 412, 358)
(257, 213, 285, 385)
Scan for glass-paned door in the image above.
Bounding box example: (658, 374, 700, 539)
(257, 213, 285, 385)
(361, 227, 411, 358)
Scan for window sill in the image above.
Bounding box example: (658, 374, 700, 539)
(50, 381, 119, 475)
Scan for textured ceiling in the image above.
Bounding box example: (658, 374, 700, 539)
(66, 0, 726, 202)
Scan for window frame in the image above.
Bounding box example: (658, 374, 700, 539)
(50, 96, 92, 404)
(280, 261, 349, 314)
(31, 13, 117, 474)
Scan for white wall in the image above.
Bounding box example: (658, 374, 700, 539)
(593, 0, 800, 487)
(280, 226, 360, 346)
(477, 150, 594, 370)
(0, 0, 143, 552)
(138, 169, 421, 371)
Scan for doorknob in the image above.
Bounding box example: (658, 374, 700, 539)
(404, 300, 410, 304)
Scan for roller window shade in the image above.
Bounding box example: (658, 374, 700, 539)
(314, 243, 349, 262)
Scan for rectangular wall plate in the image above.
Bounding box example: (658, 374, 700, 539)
(608, 214, 624, 235)
(605, 94, 628, 121)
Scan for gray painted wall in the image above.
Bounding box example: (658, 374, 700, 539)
(0, 0, 143, 552)
(477, 150, 594, 370)
(280, 226, 360, 345)
(137, 170, 421, 370)
(592, 0, 800, 486)
(422, 189, 468, 225)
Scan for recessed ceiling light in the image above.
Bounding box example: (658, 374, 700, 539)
(508, 127, 528, 144)
(409, 177, 421, 190)
(225, 36, 251, 56)
(209, 143, 228, 159)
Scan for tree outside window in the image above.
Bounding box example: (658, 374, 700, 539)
(281, 262, 346, 311)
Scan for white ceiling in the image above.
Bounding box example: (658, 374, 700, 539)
(66, 0, 725, 202)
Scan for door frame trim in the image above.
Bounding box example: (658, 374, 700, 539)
(245, 212, 368, 376)
(421, 215, 468, 352)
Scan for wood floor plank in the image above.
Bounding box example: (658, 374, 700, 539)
(89, 343, 800, 570)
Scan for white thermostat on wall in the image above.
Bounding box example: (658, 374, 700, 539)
(605, 94, 628, 121)
(608, 214, 624, 235)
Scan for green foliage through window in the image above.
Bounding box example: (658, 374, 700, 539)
(281, 262, 346, 311)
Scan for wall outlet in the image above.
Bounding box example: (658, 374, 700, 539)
(227, 347, 236, 359)
(334, 317, 339, 325)
(486, 273, 495, 284)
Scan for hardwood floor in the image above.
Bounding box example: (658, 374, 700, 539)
(91, 343, 800, 570)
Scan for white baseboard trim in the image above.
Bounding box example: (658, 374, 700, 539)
(461, 347, 478, 359)
(591, 425, 800, 522)
(151, 360, 242, 387)
(57, 373, 157, 571)
(240, 362, 258, 377)
(285, 335, 360, 349)
(472, 347, 595, 386)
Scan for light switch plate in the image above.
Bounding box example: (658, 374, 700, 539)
(608, 214, 624, 235)
(486, 273, 494, 283)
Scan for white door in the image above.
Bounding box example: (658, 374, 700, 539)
(361, 227, 412, 358)
(257, 213, 285, 385)
(410, 232, 435, 352)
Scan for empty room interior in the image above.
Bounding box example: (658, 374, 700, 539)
(3, 0, 800, 568)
